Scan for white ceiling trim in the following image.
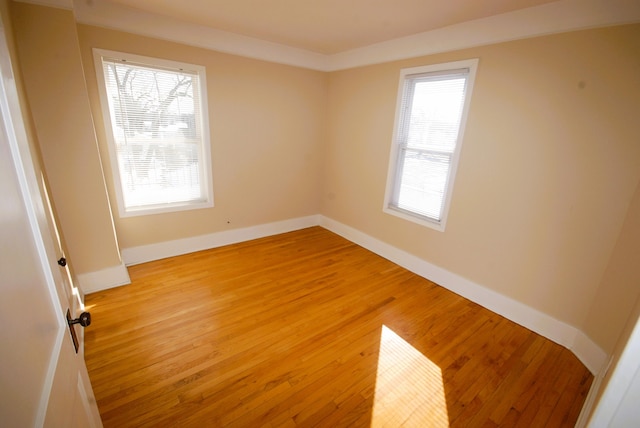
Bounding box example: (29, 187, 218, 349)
(16, 0, 640, 71)
(68, 0, 328, 71)
(328, 0, 640, 70)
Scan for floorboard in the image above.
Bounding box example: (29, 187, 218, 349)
(84, 226, 592, 427)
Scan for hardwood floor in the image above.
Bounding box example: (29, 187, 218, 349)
(84, 227, 592, 427)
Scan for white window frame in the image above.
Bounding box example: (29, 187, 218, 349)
(383, 59, 478, 231)
(93, 49, 214, 217)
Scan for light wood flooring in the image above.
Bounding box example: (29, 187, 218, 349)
(84, 226, 592, 427)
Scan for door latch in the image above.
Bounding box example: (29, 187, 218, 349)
(66, 309, 91, 353)
(68, 311, 91, 327)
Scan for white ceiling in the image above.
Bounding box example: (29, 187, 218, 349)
(20, 0, 640, 70)
(106, 0, 559, 54)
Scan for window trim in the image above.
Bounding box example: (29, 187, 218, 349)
(383, 59, 478, 231)
(93, 48, 214, 218)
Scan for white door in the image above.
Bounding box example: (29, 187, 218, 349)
(0, 15, 102, 428)
(587, 314, 640, 427)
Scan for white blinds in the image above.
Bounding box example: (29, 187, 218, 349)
(101, 57, 206, 210)
(393, 69, 469, 221)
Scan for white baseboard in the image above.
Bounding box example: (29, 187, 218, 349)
(90, 212, 608, 375)
(575, 355, 614, 427)
(571, 330, 609, 378)
(319, 215, 608, 375)
(121, 215, 321, 266)
(76, 263, 131, 294)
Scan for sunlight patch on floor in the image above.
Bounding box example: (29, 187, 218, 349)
(371, 325, 449, 427)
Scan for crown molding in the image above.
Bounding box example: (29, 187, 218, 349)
(15, 0, 640, 71)
(68, 0, 328, 70)
(327, 0, 640, 71)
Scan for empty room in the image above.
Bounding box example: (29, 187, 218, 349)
(2, 0, 640, 426)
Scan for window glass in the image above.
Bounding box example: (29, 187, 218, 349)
(94, 49, 213, 217)
(385, 60, 478, 231)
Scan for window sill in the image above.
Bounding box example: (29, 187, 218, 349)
(119, 199, 214, 218)
(383, 206, 446, 232)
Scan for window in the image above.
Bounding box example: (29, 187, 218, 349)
(93, 49, 213, 217)
(384, 59, 478, 231)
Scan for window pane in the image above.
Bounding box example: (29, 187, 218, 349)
(406, 76, 466, 153)
(102, 59, 204, 209)
(396, 149, 451, 221)
(385, 60, 477, 230)
(115, 141, 203, 208)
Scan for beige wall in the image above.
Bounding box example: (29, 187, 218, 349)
(585, 181, 640, 420)
(9, 0, 640, 358)
(584, 180, 640, 353)
(10, 3, 122, 274)
(323, 24, 640, 334)
(76, 25, 328, 249)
